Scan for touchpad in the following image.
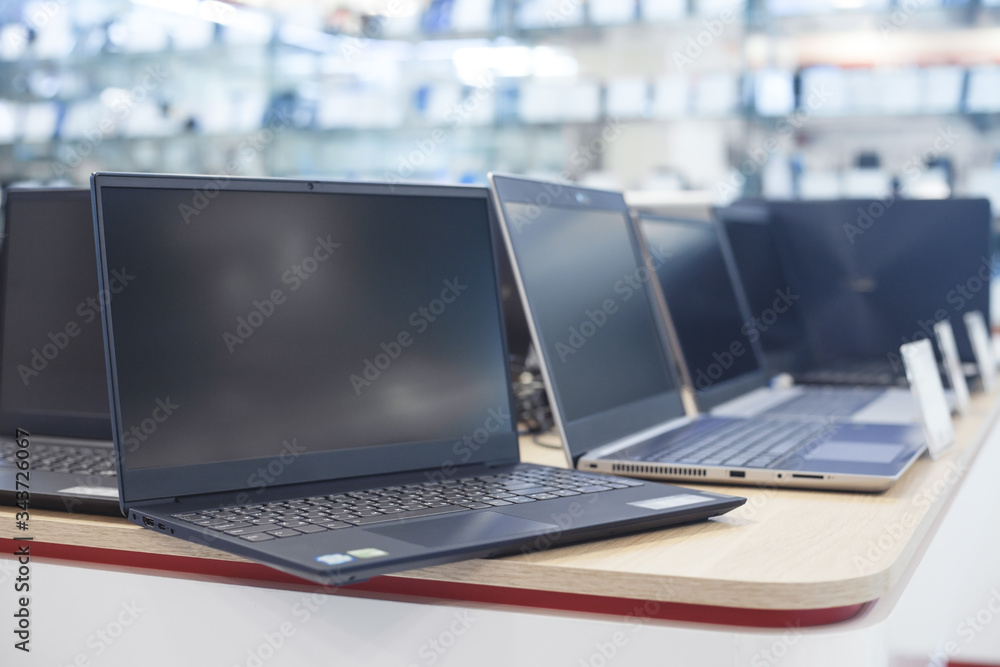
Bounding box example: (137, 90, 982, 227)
(803, 442, 906, 464)
(364, 511, 557, 548)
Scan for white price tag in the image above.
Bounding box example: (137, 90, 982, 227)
(901, 339, 955, 459)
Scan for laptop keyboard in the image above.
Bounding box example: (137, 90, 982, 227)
(171, 467, 645, 542)
(0, 441, 115, 476)
(625, 418, 834, 469)
(763, 388, 884, 419)
(797, 361, 904, 387)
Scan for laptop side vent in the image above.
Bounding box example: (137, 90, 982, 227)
(610, 463, 707, 477)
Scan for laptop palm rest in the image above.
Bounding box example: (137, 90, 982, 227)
(364, 511, 557, 548)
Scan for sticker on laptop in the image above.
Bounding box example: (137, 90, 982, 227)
(58, 486, 118, 498)
(628, 494, 711, 511)
(346, 548, 388, 559)
(315, 553, 355, 566)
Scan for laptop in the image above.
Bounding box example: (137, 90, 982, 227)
(718, 198, 992, 385)
(489, 173, 926, 491)
(92, 172, 744, 585)
(0, 188, 119, 515)
(637, 213, 920, 425)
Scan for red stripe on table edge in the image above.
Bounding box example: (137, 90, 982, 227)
(1, 538, 866, 629)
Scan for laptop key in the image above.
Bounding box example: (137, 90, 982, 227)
(266, 528, 303, 538)
(576, 485, 612, 493)
(295, 524, 328, 534)
(345, 505, 466, 526)
(225, 525, 273, 536)
(240, 532, 276, 542)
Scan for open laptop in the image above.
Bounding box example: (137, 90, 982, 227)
(718, 198, 992, 385)
(92, 172, 744, 585)
(490, 173, 926, 491)
(0, 188, 119, 515)
(637, 213, 920, 425)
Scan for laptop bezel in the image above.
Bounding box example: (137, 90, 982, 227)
(637, 213, 772, 411)
(0, 187, 113, 440)
(92, 173, 520, 509)
(488, 173, 689, 464)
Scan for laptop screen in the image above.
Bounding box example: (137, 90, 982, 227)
(504, 204, 675, 421)
(639, 216, 767, 405)
(492, 175, 685, 457)
(95, 177, 517, 502)
(0, 189, 111, 439)
(768, 198, 992, 365)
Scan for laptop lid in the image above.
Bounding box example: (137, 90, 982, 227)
(92, 173, 518, 508)
(0, 188, 111, 440)
(638, 214, 770, 410)
(768, 198, 992, 365)
(714, 200, 807, 371)
(489, 174, 687, 463)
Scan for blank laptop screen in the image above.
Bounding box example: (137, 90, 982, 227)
(640, 218, 761, 392)
(503, 203, 675, 423)
(99, 186, 511, 471)
(0, 190, 111, 438)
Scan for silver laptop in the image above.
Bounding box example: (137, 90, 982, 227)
(637, 213, 920, 426)
(489, 174, 926, 491)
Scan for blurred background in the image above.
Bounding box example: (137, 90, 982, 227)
(1, 0, 1000, 209)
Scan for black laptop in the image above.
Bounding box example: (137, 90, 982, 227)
(91, 173, 744, 585)
(0, 188, 119, 514)
(717, 198, 992, 385)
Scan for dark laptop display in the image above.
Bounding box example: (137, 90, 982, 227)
(491, 179, 685, 459)
(0, 189, 111, 438)
(93, 173, 742, 584)
(639, 215, 764, 405)
(768, 198, 991, 366)
(0, 188, 118, 514)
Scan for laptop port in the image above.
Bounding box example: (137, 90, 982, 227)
(791, 473, 824, 480)
(142, 517, 154, 527)
(157, 523, 166, 530)
(729, 471, 745, 478)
